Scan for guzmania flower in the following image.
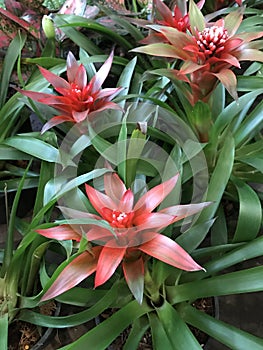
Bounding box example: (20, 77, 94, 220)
(141, 0, 205, 44)
(133, 2, 263, 104)
(19, 51, 122, 133)
(37, 172, 209, 303)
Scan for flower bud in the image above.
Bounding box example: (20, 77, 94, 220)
(42, 15, 55, 40)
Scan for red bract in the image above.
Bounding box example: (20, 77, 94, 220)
(133, 3, 263, 104)
(19, 51, 122, 133)
(37, 172, 209, 303)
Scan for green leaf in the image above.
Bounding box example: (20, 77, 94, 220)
(181, 136, 234, 252)
(231, 177, 262, 242)
(0, 32, 27, 107)
(54, 16, 102, 55)
(117, 113, 128, 182)
(0, 314, 8, 350)
(0, 177, 39, 192)
(88, 124, 116, 164)
(188, 101, 212, 141)
(237, 157, 263, 173)
(178, 303, 263, 350)
(33, 161, 54, 215)
(107, 13, 145, 43)
(202, 135, 235, 219)
(156, 301, 203, 349)
(55, 15, 133, 50)
(176, 219, 216, 253)
(25, 241, 51, 295)
(56, 288, 106, 308)
(0, 145, 31, 160)
(189, 0, 205, 31)
(126, 125, 146, 188)
(148, 313, 174, 350)
(117, 57, 137, 109)
(211, 89, 263, 143)
(237, 76, 263, 90)
(224, 8, 243, 36)
(235, 139, 263, 171)
(132, 43, 182, 59)
(181, 235, 263, 283)
(43, 168, 110, 205)
(1, 161, 32, 277)
(58, 300, 151, 350)
(210, 205, 228, 245)
(211, 83, 225, 120)
(234, 99, 263, 146)
(19, 281, 133, 328)
(69, 134, 91, 159)
(24, 57, 65, 68)
(123, 316, 150, 350)
(3, 136, 59, 163)
(168, 266, 263, 304)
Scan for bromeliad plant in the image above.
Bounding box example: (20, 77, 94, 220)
(132, 0, 263, 141)
(36, 172, 209, 304)
(133, 0, 263, 104)
(16, 103, 263, 350)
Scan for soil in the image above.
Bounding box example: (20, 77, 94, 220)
(8, 321, 41, 350)
(8, 301, 57, 350)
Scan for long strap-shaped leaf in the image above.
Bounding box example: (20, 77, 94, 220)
(168, 265, 263, 304)
(211, 89, 263, 144)
(181, 234, 263, 283)
(18, 281, 132, 328)
(3, 136, 62, 163)
(177, 135, 235, 253)
(58, 300, 151, 350)
(234, 99, 263, 146)
(0, 314, 8, 350)
(178, 303, 263, 350)
(231, 176, 262, 242)
(53, 16, 102, 55)
(148, 312, 174, 350)
(156, 301, 203, 350)
(0, 32, 27, 108)
(123, 315, 149, 350)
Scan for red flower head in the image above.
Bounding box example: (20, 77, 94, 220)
(133, 2, 263, 104)
(141, 0, 205, 44)
(19, 51, 122, 133)
(37, 172, 209, 303)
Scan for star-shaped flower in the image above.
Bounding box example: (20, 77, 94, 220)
(37, 172, 209, 303)
(19, 51, 122, 133)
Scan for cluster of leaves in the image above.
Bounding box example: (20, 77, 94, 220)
(0, 0, 262, 349)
